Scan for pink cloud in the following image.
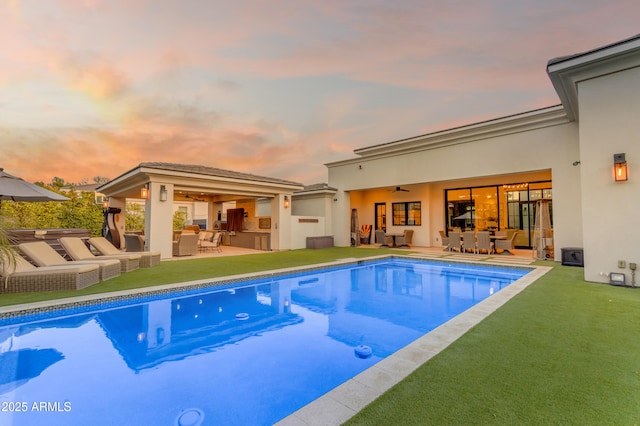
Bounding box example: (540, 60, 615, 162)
(3, 0, 640, 188)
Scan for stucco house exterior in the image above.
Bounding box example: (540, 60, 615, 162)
(325, 34, 640, 285)
(98, 162, 304, 259)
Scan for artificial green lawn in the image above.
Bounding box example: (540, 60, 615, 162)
(346, 264, 640, 425)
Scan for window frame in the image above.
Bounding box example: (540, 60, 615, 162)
(392, 201, 421, 226)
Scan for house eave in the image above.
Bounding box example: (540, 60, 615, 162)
(547, 34, 640, 121)
(326, 105, 569, 167)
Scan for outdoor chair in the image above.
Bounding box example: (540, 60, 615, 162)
(462, 231, 476, 253)
(447, 231, 462, 252)
(375, 230, 393, 247)
(0, 253, 100, 293)
(197, 230, 210, 250)
(476, 231, 494, 254)
(395, 229, 414, 247)
(439, 230, 449, 249)
(172, 233, 199, 256)
(360, 225, 372, 244)
(18, 241, 121, 281)
(124, 234, 145, 252)
(59, 237, 141, 272)
(495, 231, 518, 255)
(89, 236, 160, 268)
(200, 232, 222, 253)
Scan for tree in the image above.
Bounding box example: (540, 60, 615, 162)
(0, 185, 104, 235)
(93, 176, 110, 185)
(50, 177, 66, 189)
(126, 202, 145, 231)
(173, 210, 187, 230)
(0, 217, 17, 272)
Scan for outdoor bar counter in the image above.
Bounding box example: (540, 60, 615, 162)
(228, 231, 271, 251)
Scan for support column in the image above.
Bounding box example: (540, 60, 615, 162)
(145, 182, 174, 259)
(271, 193, 293, 250)
(331, 190, 350, 247)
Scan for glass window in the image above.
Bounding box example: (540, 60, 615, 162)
(392, 202, 421, 226)
(446, 189, 472, 230)
(473, 187, 498, 231)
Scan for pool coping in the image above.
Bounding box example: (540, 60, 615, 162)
(0, 255, 550, 425)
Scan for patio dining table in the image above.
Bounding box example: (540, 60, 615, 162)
(386, 233, 404, 247)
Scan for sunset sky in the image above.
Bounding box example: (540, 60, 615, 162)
(2, 1, 639, 186)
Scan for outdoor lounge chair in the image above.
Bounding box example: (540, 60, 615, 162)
(495, 231, 518, 255)
(89, 236, 160, 268)
(59, 237, 141, 272)
(395, 229, 414, 247)
(18, 241, 121, 281)
(0, 253, 100, 293)
(172, 233, 199, 256)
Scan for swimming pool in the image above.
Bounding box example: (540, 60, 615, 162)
(0, 257, 530, 425)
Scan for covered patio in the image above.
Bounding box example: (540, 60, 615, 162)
(98, 163, 304, 259)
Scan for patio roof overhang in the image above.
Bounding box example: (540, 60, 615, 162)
(97, 162, 305, 201)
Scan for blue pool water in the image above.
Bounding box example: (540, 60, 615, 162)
(0, 258, 529, 425)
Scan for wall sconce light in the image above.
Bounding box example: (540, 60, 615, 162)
(614, 153, 628, 182)
(159, 185, 168, 202)
(140, 183, 149, 199)
(102, 197, 109, 209)
(283, 195, 290, 208)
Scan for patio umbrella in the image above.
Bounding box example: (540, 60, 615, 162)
(453, 211, 473, 220)
(0, 348, 65, 394)
(0, 168, 68, 203)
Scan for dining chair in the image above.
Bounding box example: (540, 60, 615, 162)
(439, 230, 449, 249)
(476, 231, 494, 254)
(462, 231, 476, 253)
(447, 232, 462, 252)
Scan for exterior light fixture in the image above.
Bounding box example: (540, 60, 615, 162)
(614, 153, 628, 182)
(610, 272, 626, 286)
(283, 196, 290, 208)
(140, 184, 149, 199)
(102, 197, 109, 209)
(160, 185, 168, 201)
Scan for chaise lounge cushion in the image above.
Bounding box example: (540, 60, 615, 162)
(89, 236, 160, 267)
(59, 237, 140, 272)
(18, 241, 121, 281)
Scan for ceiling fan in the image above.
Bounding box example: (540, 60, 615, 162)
(389, 186, 410, 193)
(185, 193, 206, 202)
